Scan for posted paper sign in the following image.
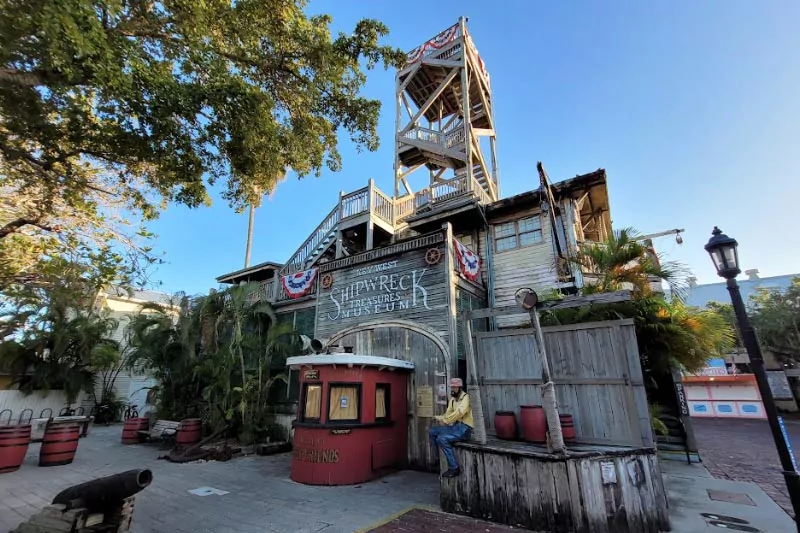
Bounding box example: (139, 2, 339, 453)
(416, 386, 434, 418)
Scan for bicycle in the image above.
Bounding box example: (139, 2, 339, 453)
(123, 403, 139, 420)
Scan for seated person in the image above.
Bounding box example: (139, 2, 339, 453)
(428, 378, 474, 477)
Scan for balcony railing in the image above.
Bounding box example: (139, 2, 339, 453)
(400, 126, 467, 153)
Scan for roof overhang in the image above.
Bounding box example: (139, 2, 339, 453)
(216, 261, 284, 284)
(286, 354, 415, 370)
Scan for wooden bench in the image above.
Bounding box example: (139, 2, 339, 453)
(138, 420, 180, 445)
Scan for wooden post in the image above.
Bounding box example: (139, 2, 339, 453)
(459, 17, 472, 194)
(335, 190, 345, 259)
(529, 309, 566, 453)
(366, 179, 375, 250)
(443, 222, 458, 375)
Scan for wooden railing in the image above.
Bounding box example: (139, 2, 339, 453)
(395, 194, 415, 223)
(281, 205, 339, 274)
(401, 126, 466, 152)
(372, 187, 394, 224)
(278, 175, 492, 279)
(341, 187, 369, 219)
(405, 23, 463, 66)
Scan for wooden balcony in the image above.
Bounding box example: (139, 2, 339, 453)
(244, 176, 493, 304)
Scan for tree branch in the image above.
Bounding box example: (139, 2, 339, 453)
(0, 218, 54, 240)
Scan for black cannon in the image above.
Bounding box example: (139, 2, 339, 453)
(52, 468, 153, 511)
(12, 469, 153, 532)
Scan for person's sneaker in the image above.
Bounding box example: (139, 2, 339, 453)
(441, 468, 461, 478)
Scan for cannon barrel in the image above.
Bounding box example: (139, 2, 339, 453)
(52, 469, 153, 511)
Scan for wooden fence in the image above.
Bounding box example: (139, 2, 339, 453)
(473, 318, 653, 447)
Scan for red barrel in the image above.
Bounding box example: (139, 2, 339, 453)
(560, 413, 576, 443)
(494, 411, 518, 440)
(0, 424, 32, 474)
(122, 418, 149, 444)
(176, 418, 202, 447)
(39, 421, 81, 467)
(520, 405, 547, 443)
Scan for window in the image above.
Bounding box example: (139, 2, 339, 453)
(376, 384, 390, 421)
(302, 383, 322, 422)
(328, 384, 361, 422)
(494, 216, 543, 252)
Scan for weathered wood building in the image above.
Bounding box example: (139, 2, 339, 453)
(216, 17, 612, 462)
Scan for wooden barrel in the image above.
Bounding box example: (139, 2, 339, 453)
(494, 411, 518, 440)
(0, 424, 32, 474)
(176, 418, 202, 447)
(519, 405, 547, 443)
(559, 413, 576, 443)
(39, 421, 81, 467)
(121, 418, 149, 445)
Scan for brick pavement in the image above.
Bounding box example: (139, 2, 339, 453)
(365, 508, 521, 532)
(693, 416, 800, 518)
(0, 425, 442, 533)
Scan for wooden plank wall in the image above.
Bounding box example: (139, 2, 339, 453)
(485, 208, 562, 328)
(440, 442, 670, 533)
(328, 324, 450, 471)
(315, 243, 450, 344)
(475, 319, 653, 447)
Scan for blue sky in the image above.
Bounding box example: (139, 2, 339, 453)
(149, 1, 800, 296)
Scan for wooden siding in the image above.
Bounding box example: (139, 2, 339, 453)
(440, 439, 670, 533)
(315, 245, 450, 345)
(327, 321, 451, 471)
(490, 209, 560, 327)
(474, 319, 653, 447)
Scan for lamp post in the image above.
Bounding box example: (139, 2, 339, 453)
(704, 227, 800, 525)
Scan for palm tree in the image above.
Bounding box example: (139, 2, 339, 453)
(128, 283, 291, 443)
(573, 227, 689, 300)
(0, 301, 120, 404)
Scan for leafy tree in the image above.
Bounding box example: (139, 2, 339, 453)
(749, 278, 800, 364)
(0, 0, 405, 291)
(0, 296, 121, 404)
(127, 284, 295, 443)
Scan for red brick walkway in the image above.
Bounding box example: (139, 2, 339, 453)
(367, 508, 521, 532)
(693, 417, 800, 518)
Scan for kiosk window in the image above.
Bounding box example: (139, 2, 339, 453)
(303, 384, 322, 421)
(329, 385, 360, 422)
(376, 385, 389, 421)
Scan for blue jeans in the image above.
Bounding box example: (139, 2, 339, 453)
(428, 422, 472, 470)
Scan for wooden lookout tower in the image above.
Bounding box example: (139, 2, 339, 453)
(394, 17, 499, 213)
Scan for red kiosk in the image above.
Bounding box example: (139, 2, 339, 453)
(287, 354, 413, 486)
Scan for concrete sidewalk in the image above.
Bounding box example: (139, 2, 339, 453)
(662, 460, 795, 532)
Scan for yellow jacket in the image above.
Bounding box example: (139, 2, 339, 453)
(435, 391, 474, 427)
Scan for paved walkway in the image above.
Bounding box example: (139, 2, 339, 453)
(365, 508, 518, 532)
(693, 416, 799, 517)
(0, 426, 441, 533)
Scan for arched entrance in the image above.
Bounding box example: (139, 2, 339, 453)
(326, 319, 452, 471)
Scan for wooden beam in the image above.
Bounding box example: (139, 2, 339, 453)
(421, 58, 462, 69)
(401, 176, 414, 195)
(472, 128, 495, 137)
(464, 290, 632, 320)
(401, 93, 414, 120)
(400, 164, 422, 179)
(432, 168, 448, 183)
(398, 63, 421, 93)
(400, 68, 460, 135)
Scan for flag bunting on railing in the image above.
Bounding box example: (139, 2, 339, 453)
(281, 268, 318, 299)
(453, 238, 481, 281)
(406, 23, 459, 64)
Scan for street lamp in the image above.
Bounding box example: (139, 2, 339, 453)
(705, 227, 800, 527)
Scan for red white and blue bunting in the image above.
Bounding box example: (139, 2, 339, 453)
(406, 23, 459, 65)
(453, 238, 481, 282)
(281, 268, 318, 299)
